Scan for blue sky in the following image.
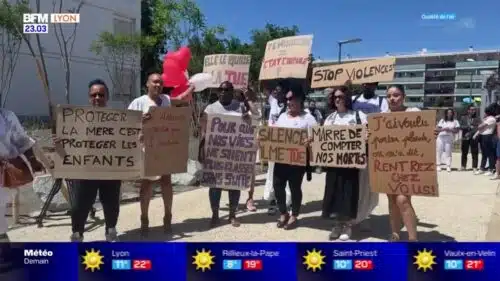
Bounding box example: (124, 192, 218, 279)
(196, 0, 499, 60)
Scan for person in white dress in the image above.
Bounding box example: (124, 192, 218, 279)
(436, 109, 460, 172)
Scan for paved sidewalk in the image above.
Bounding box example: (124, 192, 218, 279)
(7, 153, 500, 242)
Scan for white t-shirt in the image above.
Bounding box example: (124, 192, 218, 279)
(128, 94, 171, 112)
(387, 107, 421, 112)
(275, 111, 317, 129)
(204, 100, 242, 116)
(268, 96, 284, 125)
(481, 116, 496, 135)
(324, 110, 368, 126)
(352, 95, 389, 114)
(437, 119, 460, 137)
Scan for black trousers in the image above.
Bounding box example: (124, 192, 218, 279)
(71, 180, 121, 235)
(273, 163, 305, 217)
(461, 138, 479, 169)
(479, 134, 496, 171)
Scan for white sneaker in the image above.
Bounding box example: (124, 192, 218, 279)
(105, 228, 119, 242)
(339, 225, 352, 241)
(490, 175, 500, 180)
(437, 166, 442, 171)
(473, 168, 478, 173)
(446, 167, 451, 172)
(70, 232, 83, 242)
(484, 171, 493, 176)
(474, 170, 484, 175)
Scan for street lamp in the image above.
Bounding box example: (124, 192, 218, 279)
(337, 38, 362, 63)
(466, 58, 475, 100)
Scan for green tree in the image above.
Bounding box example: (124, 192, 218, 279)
(140, 0, 205, 84)
(0, 0, 52, 121)
(0, 0, 23, 107)
(91, 32, 146, 105)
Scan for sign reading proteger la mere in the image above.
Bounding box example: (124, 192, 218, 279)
(311, 57, 396, 88)
(53, 105, 142, 180)
(368, 110, 438, 197)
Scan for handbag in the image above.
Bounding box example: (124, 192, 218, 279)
(1, 155, 34, 188)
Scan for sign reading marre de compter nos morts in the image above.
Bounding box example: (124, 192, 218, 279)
(311, 57, 396, 88)
(201, 114, 258, 190)
(259, 35, 313, 80)
(203, 54, 251, 89)
(257, 126, 308, 166)
(311, 125, 367, 168)
(53, 105, 142, 180)
(368, 110, 438, 197)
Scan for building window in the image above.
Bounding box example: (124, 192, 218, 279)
(113, 17, 136, 35)
(113, 68, 138, 100)
(376, 85, 388, 90)
(456, 70, 476, 76)
(406, 84, 423, 90)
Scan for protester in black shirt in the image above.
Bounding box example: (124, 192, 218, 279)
(459, 105, 481, 171)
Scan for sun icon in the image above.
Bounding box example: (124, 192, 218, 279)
(414, 248, 436, 272)
(303, 248, 326, 272)
(81, 248, 104, 272)
(192, 248, 215, 272)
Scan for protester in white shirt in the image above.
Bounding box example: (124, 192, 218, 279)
(273, 86, 317, 230)
(474, 105, 497, 176)
(128, 73, 176, 238)
(384, 85, 420, 242)
(264, 85, 291, 215)
(436, 109, 460, 172)
(352, 82, 389, 114)
(321, 86, 377, 241)
(200, 81, 249, 227)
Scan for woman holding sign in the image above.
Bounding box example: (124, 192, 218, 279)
(273, 86, 317, 230)
(384, 85, 420, 241)
(321, 86, 372, 241)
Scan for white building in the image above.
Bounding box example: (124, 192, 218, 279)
(2, 0, 140, 116)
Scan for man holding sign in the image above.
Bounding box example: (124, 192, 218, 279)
(200, 81, 252, 228)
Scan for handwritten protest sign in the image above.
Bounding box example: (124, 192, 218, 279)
(311, 57, 396, 88)
(259, 35, 313, 80)
(143, 107, 191, 176)
(310, 125, 367, 168)
(257, 126, 308, 166)
(368, 110, 438, 197)
(203, 54, 251, 89)
(53, 105, 142, 180)
(201, 114, 258, 190)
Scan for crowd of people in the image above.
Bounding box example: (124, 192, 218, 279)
(0, 74, 498, 244)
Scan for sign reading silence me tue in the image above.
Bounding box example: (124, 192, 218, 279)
(311, 57, 396, 88)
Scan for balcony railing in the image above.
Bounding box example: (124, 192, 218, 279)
(454, 75, 486, 82)
(454, 89, 484, 95)
(392, 76, 425, 83)
(455, 60, 499, 69)
(395, 64, 426, 71)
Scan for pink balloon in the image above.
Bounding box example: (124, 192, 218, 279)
(171, 84, 191, 101)
(165, 47, 191, 70)
(162, 59, 187, 87)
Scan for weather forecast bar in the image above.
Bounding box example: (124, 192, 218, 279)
(1, 242, 499, 281)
